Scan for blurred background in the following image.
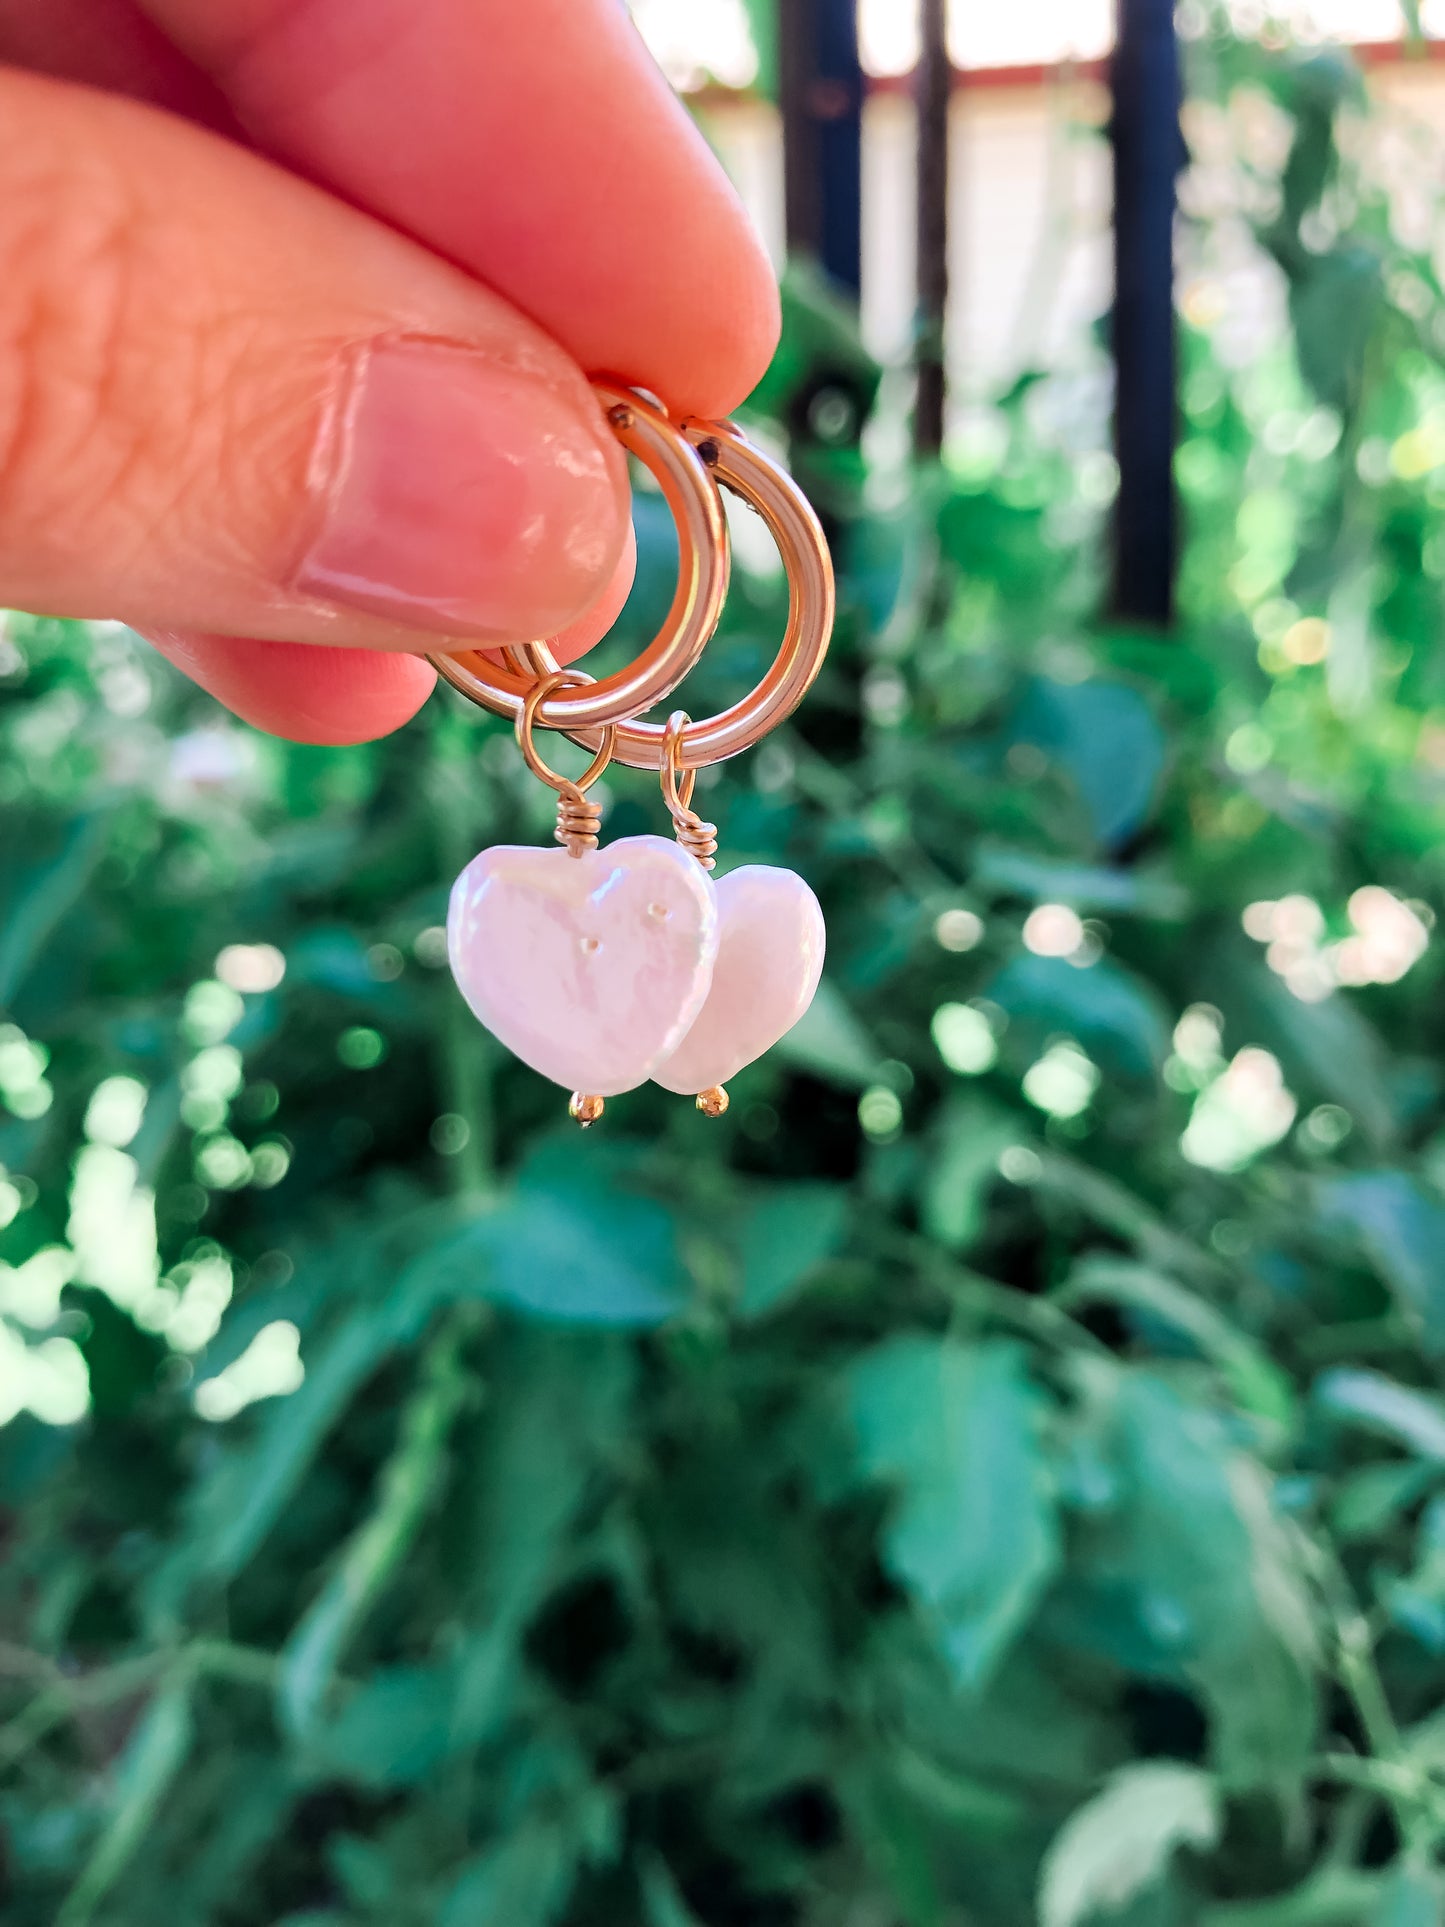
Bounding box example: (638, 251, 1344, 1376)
(8, 1, 1445, 1921)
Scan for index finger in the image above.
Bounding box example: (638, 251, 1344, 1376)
(138, 0, 780, 420)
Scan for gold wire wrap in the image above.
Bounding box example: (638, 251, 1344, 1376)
(661, 712, 719, 871)
(515, 671, 615, 859)
(553, 790, 603, 858)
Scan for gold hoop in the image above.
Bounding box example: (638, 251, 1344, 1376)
(522, 418, 833, 771)
(516, 671, 615, 794)
(429, 384, 728, 731)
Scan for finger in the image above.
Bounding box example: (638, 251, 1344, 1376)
(0, 67, 630, 655)
(153, 520, 634, 742)
(0, 0, 230, 122)
(548, 522, 638, 669)
(137, 0, 779, 419)
(143, 630, 435, 744)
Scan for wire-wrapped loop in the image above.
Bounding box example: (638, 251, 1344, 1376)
(673, 814, 719, 870)
(516, 670, 614, 858)
(554, 787, 603, 857)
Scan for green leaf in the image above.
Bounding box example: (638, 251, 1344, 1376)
(328, 1833, 395, 1909)
(1384, 1495, 1445, 1653)
(1373, 1861, 1445, 1927)
(487, 1194, 685, 1324)
(921, 1098, 1016, 1253)
(737, 0, 777, 95)
(1404, 1702, 1445, 1770)
(432, 1143, 692, 1326)
(971, 843, 1188, 919)
(451, 1329, 633, 1743)
(279, 1311, 474, 1735)
(1291, 246, 1383, 414)
(1059, 1259, 1295, 1429)
(415, 1179, 686, 1327)
(437, 1825, 577, 1927)
(0, 810, 110, 1008)
(736, 1182, 848, 1318)
(1008, 678, 1165, 849)
(164, 1757, 294, 1922)
(1082, 1371, 1319, 1789)
(1321, 1174, 1445, 1352)
(773, 976, 885, 1088)
(640, 1856, 707, 1927)
(311, 1664, 455, 1789)
(985, 954, 1171, 1081)
(748, 261, 882, 425)
(1331, 1460, 1437, 1543)
(57, 1678, 194, 1927)
(1271, 51, 1363, 227)
(1215, 954, 1398, 1151)
(848, 1337, 1059, 1688)
(1314, 1367, 1445, 1462)
(1039, 1764, 1220, 1927)
(147, 1306, 402, 1622)
(846, 1763, 945, 1927)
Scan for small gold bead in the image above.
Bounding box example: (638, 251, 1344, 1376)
(569, 1092, 605, 1128)
(695, 1086, 730, 1118)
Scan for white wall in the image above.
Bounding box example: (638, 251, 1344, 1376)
(701, 60, 1445, 400)
(704, 81, 1112, 396)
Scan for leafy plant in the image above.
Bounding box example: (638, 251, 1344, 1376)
(4, 12, 1445, 1923)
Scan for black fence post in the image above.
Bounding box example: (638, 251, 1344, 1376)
(778, 0, 863, 298)
(914, 0, 950, 456)
(1110, 0, 1182, 628)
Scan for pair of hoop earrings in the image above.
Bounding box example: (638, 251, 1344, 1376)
(433, 384, 834, 1126)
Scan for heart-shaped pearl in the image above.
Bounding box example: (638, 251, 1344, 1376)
(652, 865, 825, 1096)
(448, 835, 718, 1095)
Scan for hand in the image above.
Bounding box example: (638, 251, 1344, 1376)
(0, 0, 778, 742)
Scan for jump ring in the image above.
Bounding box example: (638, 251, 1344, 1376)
(516, 671, 615, 795)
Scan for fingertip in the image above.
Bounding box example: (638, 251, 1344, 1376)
(550, 519, 638, 665)
(474, 518, 637, 677)
(143, 629, 436, 743)
(654, 221, 781, 421)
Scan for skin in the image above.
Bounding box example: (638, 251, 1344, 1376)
(0, 0, 779, 743)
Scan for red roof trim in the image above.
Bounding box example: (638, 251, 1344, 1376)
(686, 37, 1445, 106)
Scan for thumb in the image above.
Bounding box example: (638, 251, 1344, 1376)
(0, 67, 630, 660)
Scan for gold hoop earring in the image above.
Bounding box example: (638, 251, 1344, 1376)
(441, 384, 831, 1126)
(429, 383, 729, 733)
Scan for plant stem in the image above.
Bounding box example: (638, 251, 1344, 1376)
(1199, 1869, 1384, 1927)
(0, 1654, 166, 1773)
(0, 1639, 295, 1774)
(427, 704, 494, 1196)
(878, 1226, 1114, 1357)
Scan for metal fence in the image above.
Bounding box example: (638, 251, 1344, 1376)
(777, 0, 1180, 625)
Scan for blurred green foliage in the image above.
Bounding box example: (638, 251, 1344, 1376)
(7, 14, 1445, 1925)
